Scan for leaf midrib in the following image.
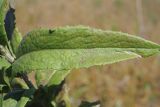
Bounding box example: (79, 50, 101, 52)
(16, 47, 160, 59)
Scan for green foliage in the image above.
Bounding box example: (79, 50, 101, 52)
(11, 28, 22, 54)
(0, 0, 160, 107)
(12, 26, 160, 86)
(2, 88, 35, 107)
(14, 49, 139, 85)
(0, 0, 9, 46)
(0, 57, 10, 69)
(16, 26, 160, 57)
(3, 98, 17, 107)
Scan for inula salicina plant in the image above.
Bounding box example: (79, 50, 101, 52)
(0, 0, 160, 107)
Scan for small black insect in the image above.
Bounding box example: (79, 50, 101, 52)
(49, 29, 55, 34)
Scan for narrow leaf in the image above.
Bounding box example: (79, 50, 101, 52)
(2, 68, 11, 90)
(17, 26, 160, 57)
(12, 49, 150, 85)
(11, 78, 28, 89)
(0, 0, 9, 46)
(11, 28, 22, 54)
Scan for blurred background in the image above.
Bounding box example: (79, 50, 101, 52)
(15, 0, 160, 107)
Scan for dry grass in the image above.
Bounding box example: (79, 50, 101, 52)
(15, 0, 160, 106)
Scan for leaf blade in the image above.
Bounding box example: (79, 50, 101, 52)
(0, 0, 9, 46)
(0, 57, 10, 70)
(11, 28, 22, 54)
(3, 98, 17, 107)
(12, 48, 156, 85)
(17, 26, 160, 57)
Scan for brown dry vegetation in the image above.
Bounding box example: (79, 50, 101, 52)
(15, 0, 160, 107)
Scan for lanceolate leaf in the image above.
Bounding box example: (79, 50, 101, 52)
(0, 57, 10, 88)
(11, 28, 22, 54)
(13, 49, 159, 85)
(12, 26, 160, 86)
(16, 26, 160, 57)
(0, 0, 9, 46)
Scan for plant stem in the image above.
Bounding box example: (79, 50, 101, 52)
(21, 74, 35, 89)
(136, 0, 145, 37)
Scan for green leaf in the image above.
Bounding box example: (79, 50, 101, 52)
(3, 98, 17, 107)
(16, 26, 160, 57)
(12, 26, 160, 86)
(0, 68, 12, 93)
(0, 94, 3, 107)
(15, 97, 28, 107)
(2, 68, 11, 90)
(0, 0, 9, 46)
(47, 69, 70, 86)
(0, 58, 11, 90)
(0, 57, 10, 70)
(11, 78, 28, 89)
(13, 49, 158, 86)
(0, 84, 6, 92)
(11, 28, 22, 54)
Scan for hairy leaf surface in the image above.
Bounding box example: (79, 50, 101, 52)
(13, 49, 159, 85)
(12, 26, 160, 86)
(11, 28, 22, 54)
(17, 26, 160, 57)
